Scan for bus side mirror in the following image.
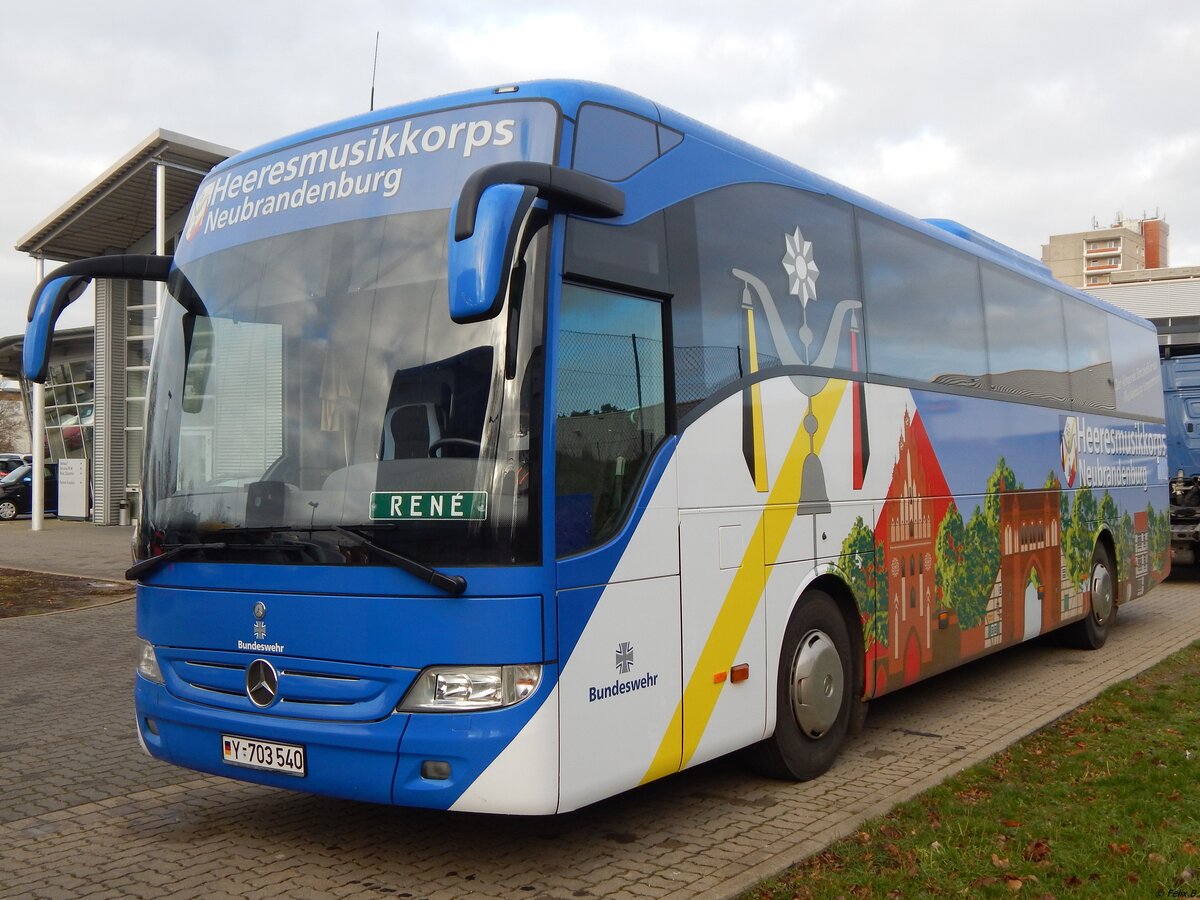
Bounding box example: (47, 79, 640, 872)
(24, 254, 172, 383)
(447, 162, 625, 324)
(24, 276, 90, 383)
(447, 183, 537, 324)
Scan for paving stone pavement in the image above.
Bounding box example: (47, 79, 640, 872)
(0, 518, 134, 582)
(1, 569, 1198, 899)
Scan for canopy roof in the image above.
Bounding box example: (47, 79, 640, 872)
(15, 129, 236, 262)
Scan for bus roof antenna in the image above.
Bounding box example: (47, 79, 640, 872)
(369, 31, 380, 111)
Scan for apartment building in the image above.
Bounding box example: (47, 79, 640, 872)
(1041, 216, 1168, 288)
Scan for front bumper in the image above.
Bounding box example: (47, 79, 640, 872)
(134, 664, 557, 811)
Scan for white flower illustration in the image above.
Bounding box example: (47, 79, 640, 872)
(783, 227, 819, 307)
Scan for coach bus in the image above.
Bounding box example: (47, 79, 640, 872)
(25, 80, 1169, 814)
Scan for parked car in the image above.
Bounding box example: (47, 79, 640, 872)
(0, 463, 58, 520)
(0, 454, 27, 477)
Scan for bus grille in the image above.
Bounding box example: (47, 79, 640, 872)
(156, 648, 417, 722)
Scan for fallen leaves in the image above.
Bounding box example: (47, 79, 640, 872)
(1023, 839, 1051, 863)
(956, 787, 991, 805)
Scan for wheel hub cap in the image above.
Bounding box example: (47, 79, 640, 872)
(790, 629, 844, 738)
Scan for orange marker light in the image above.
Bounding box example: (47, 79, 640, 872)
(730, 664, 750, 684)
(713, 671, 727, 684)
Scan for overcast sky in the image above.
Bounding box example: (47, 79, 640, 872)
(2, 0, 1198, 336)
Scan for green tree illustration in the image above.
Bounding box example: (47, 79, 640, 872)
(1117, 510, 1135, 578)
(1059, 481, 1072, 543)
(841, 516, 887, 648)
(1097, 491, 1123, 572)
(1147, 503, 1170, 574)
(935, 500, 965, 614)
(984, 457, 1019, 527)
(957, 506, 1000, 628)
(1064, 487, 1098, 589)
(1098, 491, 1118, 530)
(935, 456, 1015, 630)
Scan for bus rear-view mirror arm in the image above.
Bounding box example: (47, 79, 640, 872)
(24, 254, 173, 383)
(448, 162, 625, 324)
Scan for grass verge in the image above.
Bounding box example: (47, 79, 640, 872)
(744, 641, 1200, 898)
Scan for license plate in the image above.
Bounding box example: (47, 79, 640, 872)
(221, 734, 306, 776)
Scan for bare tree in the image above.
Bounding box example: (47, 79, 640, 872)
(0, 397, 29, 452)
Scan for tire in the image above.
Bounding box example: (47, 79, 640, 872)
(745, 590, 853, 781)
(1060, 543, 1116, 650)
(0, 499, 17, 521)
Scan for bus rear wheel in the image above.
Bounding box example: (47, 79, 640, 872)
(1060, 543, 1115, 650)
(746, 590, 852, 781)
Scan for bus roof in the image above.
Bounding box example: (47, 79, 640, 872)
(213, 79, 1155, 333)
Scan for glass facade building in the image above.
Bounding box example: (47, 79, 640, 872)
(9, 129, 234, 524)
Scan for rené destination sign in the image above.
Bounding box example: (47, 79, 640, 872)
(369, 491, 488, 521)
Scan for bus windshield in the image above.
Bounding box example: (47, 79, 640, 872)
(141, 207, 545, 566)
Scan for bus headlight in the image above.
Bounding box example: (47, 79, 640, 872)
(136, 638, 164, 684)
(398, 664, 540, 712)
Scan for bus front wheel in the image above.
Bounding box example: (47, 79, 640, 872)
(1060, 543, 1115, 650)
(746, 590, 852, 781)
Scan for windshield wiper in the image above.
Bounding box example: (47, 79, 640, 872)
(127, 542, 231, 580)
(127, 529, 468, 596)
(333, 526, 467, 596)
(126, 538, 320, 581)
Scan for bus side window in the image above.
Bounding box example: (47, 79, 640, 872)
(859, 214, 989, 389)
(555, 284, 666, 556)
(1065, 298, 1116, 412)
(1108, 315, 1162, 418)
(572, 103, 683, 182)
(981, 263, 1070, 405)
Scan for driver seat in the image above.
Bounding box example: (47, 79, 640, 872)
(381, 403, 443, 459)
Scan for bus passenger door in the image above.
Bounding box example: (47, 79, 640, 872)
(554, 282, 683, 812)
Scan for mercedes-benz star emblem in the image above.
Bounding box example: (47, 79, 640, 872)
(253, 601, 267, 620)
(246, 658, 279, 707)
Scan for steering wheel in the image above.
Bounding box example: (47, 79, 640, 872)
(428, 438, 482, 458)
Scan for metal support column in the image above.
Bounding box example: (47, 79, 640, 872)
(155, 159, 166, 333)
(31, 256, 45, 531)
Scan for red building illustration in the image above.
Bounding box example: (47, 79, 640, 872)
(999, 489, 1064, 642)
(869, 407, 1069, 694)
(873, 409, 953, 691)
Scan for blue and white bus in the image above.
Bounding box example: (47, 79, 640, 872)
(26, 81, 1169, 814)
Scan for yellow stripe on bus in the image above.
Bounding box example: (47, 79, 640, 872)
(642, 378, 848, 784)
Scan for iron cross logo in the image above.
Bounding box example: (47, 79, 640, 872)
(253, 601, 267, 640)
(615, 641, 635, 674)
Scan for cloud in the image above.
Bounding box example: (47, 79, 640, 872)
(2, 0, 1199, 338)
